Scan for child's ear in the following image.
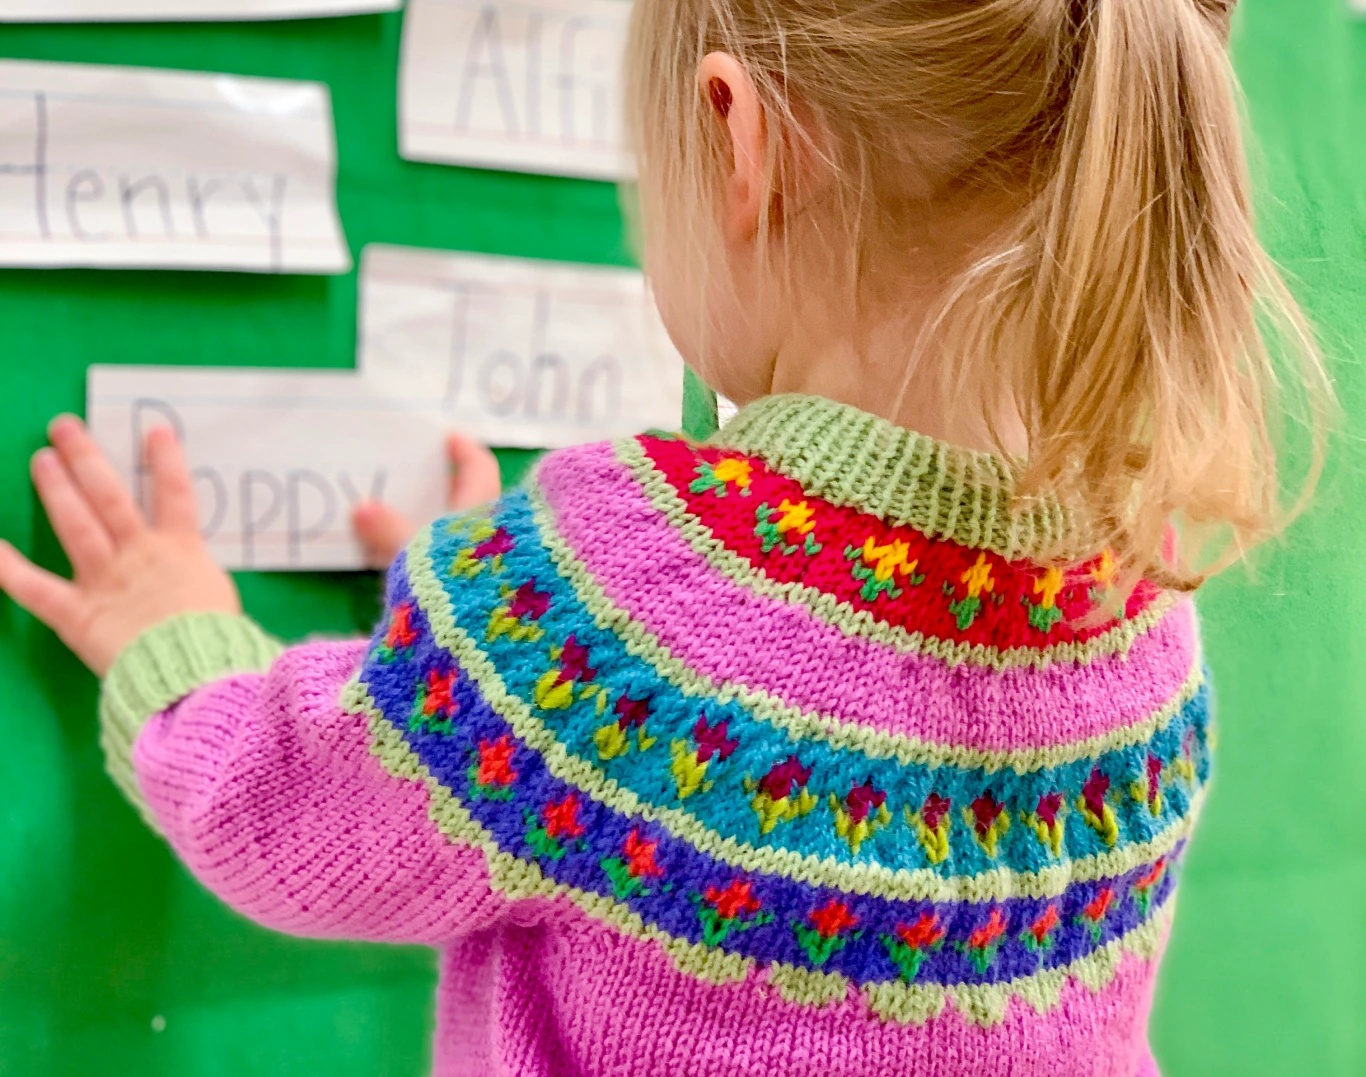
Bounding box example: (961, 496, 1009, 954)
(697, 52, 766, 242)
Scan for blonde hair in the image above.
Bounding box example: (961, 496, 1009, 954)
(624, 0, 1333, 588)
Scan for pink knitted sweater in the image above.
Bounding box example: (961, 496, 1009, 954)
(99, 395, 1206, 1076)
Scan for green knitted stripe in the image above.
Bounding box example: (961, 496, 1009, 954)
(716, 394, 1091, 562)
(401, 524, 1205, 905)
(526, 480, 1204, 774)
(347, 673, 1175, 1028)
(99, 612, 284, 823)
(611, 435, 1175, 671)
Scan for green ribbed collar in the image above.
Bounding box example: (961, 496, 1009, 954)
(712, 394, 1089, 562)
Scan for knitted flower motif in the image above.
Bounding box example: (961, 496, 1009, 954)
(411, 668, 460, 734)
(377, 602, 419, 662)
(467, 734, 517, 801)
(965, 793, 1012, 858)
(534, 635, 603, 712)
(1168, 728, 1198, 785)
(1130, 754, 1165, 817)
(747, 755, 817, 834)
(486, 580, 551, 644)
(947, 552, 996, 630)
(958, 908, 1009, 974)
(1020, 904, 1060, 954)
(1026, 566, 1066, 633)
(829, 780, 892, 855)
(843, 536, 923, 603)
(1023, 791, 1066, 857)
(794, 899, 861, 966)
(882, 911, 947, 983)
(693, 879, 773, 946)
(593, 693, 657, 761)
(670, 716, 739, 799)
(452, 523, 514, 578)
(525, 794, 587, 861)
(909, 792, 953, 865)
(1129, 857, 1168, 917)
(601, 827, 666, 900)
(1078, 769, 1119, 846)
(754, 499, 823, 557)
(689, 457, 753, 498)
(1076, 886, 1115, 944)
(1088, 550, 1118, 602)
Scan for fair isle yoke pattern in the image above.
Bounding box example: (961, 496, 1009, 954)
(351, 394, 1209, 1033)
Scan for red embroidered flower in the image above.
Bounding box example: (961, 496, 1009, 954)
(423, 669, 459, 718)
(542, 794, 586, 840)
(758, 756, 813, 801)
(808, 899, 859, 939)
(475, 735, 516, 787)
(508, 581, 551, 621)
(693, 717, 739, 763)
(1082, 769, 1111, 818)
(1132, 857, 1167, 892)
(896, 912, 946, 950)
(844, 780, 887, 825)
(921, 792, 951, 830)
(622, 829, 664, 879)
(385, 603, 418, 649)
(968, 909, 1008, 950)
(969, 793, 1007, 839)
(704, 879, 762, 920)
(1083, 887, 1115, 924)
(1035, 792, 1063, 827)
(1026, 905, 1059, 946)
(559, 635, 597, 683)
(473, 528, 515, 560)
(614, 694, 651, 729)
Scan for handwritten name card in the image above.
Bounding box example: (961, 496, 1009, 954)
(400, 0, 632, 180)
(87, 365, 449, 571)
(0, 60, 350, 272)
(358, 244, 682, 447)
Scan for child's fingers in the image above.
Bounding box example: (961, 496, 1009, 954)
(47, 415, 145, 544)
(446, 432, 501, 511)
(0, 538, 84, 632)
(145, 427, 199, 533)
(30, 447, 114, 577)
(352, 501, 414, 569)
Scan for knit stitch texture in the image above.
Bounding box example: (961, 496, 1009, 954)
(110, 394, 1207, 1076)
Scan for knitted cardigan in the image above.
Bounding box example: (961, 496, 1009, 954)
(100, 394, 1208, 1077)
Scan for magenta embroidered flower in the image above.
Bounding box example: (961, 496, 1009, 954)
(508, 581, 551, 621)
(911, 792, 953, 864)
(671, 716, 738, 799)
(1079, 768, 1119, 846)
(831, 781, 891, 855)
(1082, 769, 1110, 817)
(749, 756, 817, 834)
(758, 756, 813, 801)
(921, 792, 951, 830)
(473, 528, 515, 560)
(692, 716, 739, 763)
(1036, 792, 1063, 827)
(965, 792, 1011, 857)
(844, 780, 886, 825)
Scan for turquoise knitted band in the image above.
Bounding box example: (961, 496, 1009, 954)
(99, 612, 284, 823)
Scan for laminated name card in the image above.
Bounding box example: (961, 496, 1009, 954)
(0, 61, 350, 272)
(0, 0, 400, 19)
(358, 244, 683, 447)
(87, 366, 448, 571)
(399, 0, 632, 180)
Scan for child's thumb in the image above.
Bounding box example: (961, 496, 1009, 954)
(352, 500, 415, 569)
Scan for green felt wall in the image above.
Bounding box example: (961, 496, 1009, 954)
(0, 3, 1362, 1075)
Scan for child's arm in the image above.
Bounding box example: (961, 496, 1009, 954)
(0, 416, 506, 945)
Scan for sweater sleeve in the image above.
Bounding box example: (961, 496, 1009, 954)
(99, 611, 508, 946)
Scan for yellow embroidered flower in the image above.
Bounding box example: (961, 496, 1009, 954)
(713, 458, 752, 489)
(1033, 567, 1065, 610)
(961, 552, 995, 599)
(1091, 550, 1118, 587)
(861, 537, 918, 583)
(775, 499, 816, 536)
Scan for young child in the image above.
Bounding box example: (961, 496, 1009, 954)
(0, 1, 1331, 1074)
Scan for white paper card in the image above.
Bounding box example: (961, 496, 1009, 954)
(400, 0, 632, 180)
(87, 366, 449, 571)
(0, 61, 350, 272)
(0, 0, 400, 20)
(358, 244, 682, 447)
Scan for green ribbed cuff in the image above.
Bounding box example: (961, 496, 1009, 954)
(99, 612, 285, 822)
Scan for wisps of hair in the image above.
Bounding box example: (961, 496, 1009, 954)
(624, 0, 1334, 590)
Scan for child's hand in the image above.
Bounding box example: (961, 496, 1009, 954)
(352, 432, 501, 568)
(0, 416, 239, 677)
